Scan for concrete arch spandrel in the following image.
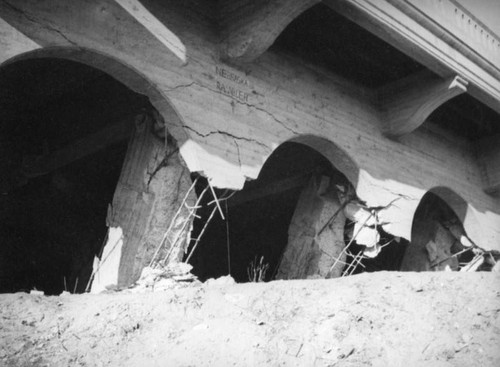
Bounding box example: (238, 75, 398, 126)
(1, 47, 189, 145)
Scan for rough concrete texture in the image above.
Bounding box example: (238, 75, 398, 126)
(277, 175, 346, 279)
(105, 112, 195, 288)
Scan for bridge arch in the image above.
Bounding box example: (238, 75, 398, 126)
(401, 186, 480, 272)
(0, 47, 193, 293)
(1, 46, 188, 143)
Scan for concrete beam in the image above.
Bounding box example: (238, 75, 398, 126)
(477, 134, 500, 196)
(378, 71, 468, 138)
(219, 0, 319, 62)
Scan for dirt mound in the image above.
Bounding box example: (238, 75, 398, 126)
(1, 272, 499, 366)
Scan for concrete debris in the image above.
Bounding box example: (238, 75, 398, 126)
(164, 262, 194, 278)
(336, 184, 389, 261)
(363, 244, 381, 259)
(125, 263, 198, 293)
(461, 250, 500, 272)
(353, 223, 380, 248)
(136, 267, 166, 287)
(343, 202, 378, 227)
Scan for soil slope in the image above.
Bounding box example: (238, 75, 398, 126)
(1, 272, 499, 367)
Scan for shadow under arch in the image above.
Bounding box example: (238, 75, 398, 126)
(1, 46, 188, 144)
(402, 186, 478, 272)
(186, 135, 360, 282)
(0, 48, 195, 294)
(423, 186, 482, 245)
(426, 186, 468, 223)
(281, 134, 359, 188)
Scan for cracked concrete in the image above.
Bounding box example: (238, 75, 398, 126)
(231, 98, 301, 136)
(165, 80, 300, 137)
(163, 82, 196, 92)
(232, 138, 242, 168)
(2, 1, 78, 47)
(183, 125, 270, 151)
(161, 79, 302, 189)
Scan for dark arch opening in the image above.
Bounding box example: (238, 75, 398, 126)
(401, 191, 473, 272)
(0, 58, 152, 294)
(186, 141, 353, 282)
(427, 186, 468, 222)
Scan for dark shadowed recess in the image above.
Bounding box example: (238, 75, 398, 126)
(187, 141, 409, 282)
(187, 142, 341, 282)
(401, 192, 475, 271)
(0, 58, 149, 294)
(426, 94, 500, 140)
(273, 3, 425, 88)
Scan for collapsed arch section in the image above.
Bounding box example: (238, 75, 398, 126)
(0, 49, 194, 294)
(186, 140, 352, 281)
(186, 135, 408, 282)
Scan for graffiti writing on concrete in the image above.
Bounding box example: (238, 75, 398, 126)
(215, 65, 251, 103)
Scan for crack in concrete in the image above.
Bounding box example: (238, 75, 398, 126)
(382, 190, 419, 202)
(164, 82, 196, 92)
(183, 125, 270, 151)
(44, 23, 78, 47)
(232, 99, 300, 136)
(166, 81, 300, 136)
(146, 147, 179, 189)
(232, 138, 242, 168)
(3, 1, 78, 47)
(3, 1, 39, 24)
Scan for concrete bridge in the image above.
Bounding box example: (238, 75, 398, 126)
(0, 0, 499, 292)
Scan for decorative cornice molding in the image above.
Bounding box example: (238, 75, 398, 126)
(387, 0, 500, 80)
